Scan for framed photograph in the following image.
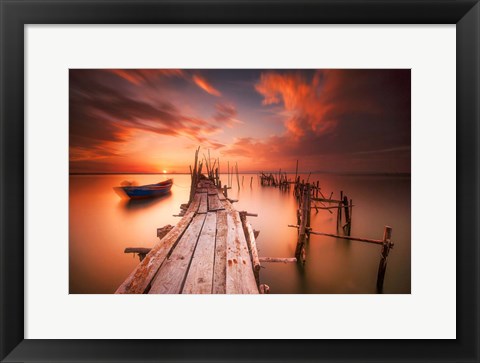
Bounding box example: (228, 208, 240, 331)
(1, 0, 478, 362)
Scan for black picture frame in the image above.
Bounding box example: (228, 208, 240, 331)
(1, 1, 478, 362)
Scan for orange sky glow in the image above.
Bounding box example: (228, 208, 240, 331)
(69, 69, 411, 174)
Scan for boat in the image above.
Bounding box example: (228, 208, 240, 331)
(113, 179, 173, 200)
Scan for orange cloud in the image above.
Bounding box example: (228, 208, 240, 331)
(213, 102, 241, 126)
(192, 75, 221, 96)
(69, 70, 222, 166)
(255, 71, 338, 138)
(224, 69, 410, 173)
(108, 69, 184, 85)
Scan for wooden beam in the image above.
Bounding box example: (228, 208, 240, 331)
(213, 210, 228, 294)
(243, 219, 261, 272)
(308, 230, 385, 245)
(311, 197, 343, 204)
(198, 193, 208, 214)
(182, 212, 217, 294)
(259, 257, 297, 263)
(124, 247, 151, 255)
(225, 210, 259, 294)
(208, 194, 224, 211)
(148, 213, 207, 294)
(115, 193, 202, 294)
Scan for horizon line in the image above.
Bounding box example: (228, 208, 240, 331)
(69, 171, 411, 176)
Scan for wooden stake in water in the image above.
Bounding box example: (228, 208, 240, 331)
(295, 160, 298, 184)
(235, 162, 240, 190)
(376, 226, 393, 293)
(227, 161, 230, 188)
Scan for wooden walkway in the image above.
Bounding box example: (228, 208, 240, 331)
(116, 180, 259, 294)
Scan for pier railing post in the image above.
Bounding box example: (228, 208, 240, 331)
(376, 226, 393, 293)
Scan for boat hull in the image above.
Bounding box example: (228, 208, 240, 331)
(114, 179, 173, 200)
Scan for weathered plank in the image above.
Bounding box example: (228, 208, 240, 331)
(243, 220, 261, 272)
(198, 193, 208, 214)
(213, 210, 227, 294)
(208, 194, 224, 211)
(182, 212, 217, 294)
(124, 247, 151, 254)
(148, 213, 207, 294)
(207, 188, 218, 195)
(115, 194, 202, 294)
(225, 211, 259, 294)
(259, 257, 297, 263)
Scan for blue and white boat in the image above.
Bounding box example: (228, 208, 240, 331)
(113, 179, 173, 199)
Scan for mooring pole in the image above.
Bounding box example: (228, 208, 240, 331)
(376, 226, 393, 293)
(295, 184, 310, 264)
(343, 195, 350, 236)
(306, 184, 312, 229)
(337, 190, 343, 230)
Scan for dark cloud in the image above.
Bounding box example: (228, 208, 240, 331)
(213, 103, 239, 126)
(69, 70, 221, 162)
(225, 69, 411, 173)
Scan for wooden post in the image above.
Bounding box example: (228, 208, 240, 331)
(250, 176, 253, 187)
(189, 147, 200, 204)
(242, 175, 244, 187)
(295, 160, 298, 183)
(227, 161, 230, 187)
(337, 190, 343, 230)
(223, 184, 228, 198)
(376, 226, 393, 293)
(349, 198, 353, 234)
(260, 284, 270, 294)
(295, 184, 310, 264)
(240, 212, 261, 286)
(343, 195, 350, 235)
(306, 184, 312, 229)
(235, 163, 240, 189)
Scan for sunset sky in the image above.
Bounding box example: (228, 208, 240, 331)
(69, 69, 410, 174)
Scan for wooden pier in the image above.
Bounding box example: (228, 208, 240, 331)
(116, 179, 260, 294)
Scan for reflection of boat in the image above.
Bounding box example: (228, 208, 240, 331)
(113, 179, 173, 199)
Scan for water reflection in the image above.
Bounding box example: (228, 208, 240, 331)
(69, 173, 411, 294)
(118, 192, 173, 211)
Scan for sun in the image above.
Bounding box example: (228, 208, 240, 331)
(163, 170, 167, 174)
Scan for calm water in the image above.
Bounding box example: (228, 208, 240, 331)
(69, 173, 410, 294)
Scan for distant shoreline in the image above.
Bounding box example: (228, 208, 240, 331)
(70, 171, 411, 177)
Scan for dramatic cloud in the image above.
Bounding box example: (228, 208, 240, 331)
(192, 74, 222, 96)
(70, 70, 221, 164)
(224, 69, 411, 172)
(212, 102, 241, 127)
(107, 69, 184, 85)
(69, 69, 410, 173)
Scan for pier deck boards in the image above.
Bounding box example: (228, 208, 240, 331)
(116, 180, 259, 294)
